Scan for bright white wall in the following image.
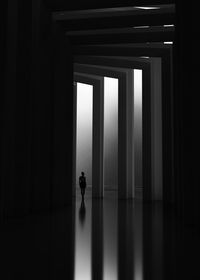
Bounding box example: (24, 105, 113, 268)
(104, 77, 118, 189)
(76, 82, 93, 186)
(134, 69, 143, 189)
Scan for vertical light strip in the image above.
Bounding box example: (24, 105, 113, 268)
(103, 77, 118, 190)
(134, 69, 143, 190)
(76, 82, 93, 187)
(134, 6, 160, 10)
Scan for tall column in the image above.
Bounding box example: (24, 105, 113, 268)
(72, 82, 77, 197)
(161, 54, 174, 204)
(118, 70, 134, 199)
(143, 65, 152, 202)
(92, 77, 104, 198)
(150, 58, 163, 200)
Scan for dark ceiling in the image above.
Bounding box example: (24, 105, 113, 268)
(44, 0, 175, 12)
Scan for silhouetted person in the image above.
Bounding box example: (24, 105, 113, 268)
(79, 172, 87, 201)
(79, 200, 86, 227)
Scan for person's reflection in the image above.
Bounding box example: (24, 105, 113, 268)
(79, 200, 86, 227)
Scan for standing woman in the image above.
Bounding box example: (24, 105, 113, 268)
(79, 172, 87, 201)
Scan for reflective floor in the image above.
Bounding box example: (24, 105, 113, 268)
(0, 190, 199, 280)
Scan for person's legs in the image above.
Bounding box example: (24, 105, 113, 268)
(81, 188, 85, 200)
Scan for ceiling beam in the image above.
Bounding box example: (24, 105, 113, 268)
(73, 43, 173, 57)
(53, 5, 175, 31)
(67, 27, 174, 45)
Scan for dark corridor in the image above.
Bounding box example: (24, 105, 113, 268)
(1, 1, 200, 280)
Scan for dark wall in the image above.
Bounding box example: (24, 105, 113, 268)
(173, 3, 200, 226)
(1, 0, 33, 217)
(1, 0, 73, 219)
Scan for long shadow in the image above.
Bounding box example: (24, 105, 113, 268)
(79, 199, 86, 227)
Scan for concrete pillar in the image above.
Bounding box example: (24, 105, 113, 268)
(72, 82, 77, 197)
(150, 58, 163, 200)
(118, 69, 134, 199)
(142, 66, 152, 201)
(92, 76, 104, 198)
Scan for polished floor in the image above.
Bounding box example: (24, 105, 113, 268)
(0, 190, 199, 280)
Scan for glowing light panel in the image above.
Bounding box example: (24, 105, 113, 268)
(134, 6, 160, 10)
(76, 82, 93, 186)
(134, 69, 143, 189)
(104, 77, 118, 189)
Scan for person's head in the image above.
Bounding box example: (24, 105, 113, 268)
(81, 171, 84, 176)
